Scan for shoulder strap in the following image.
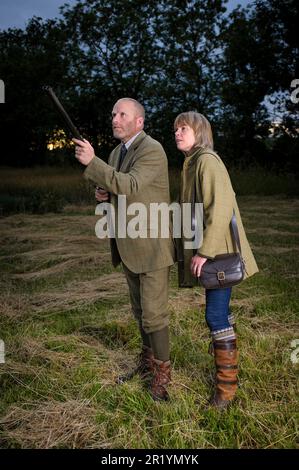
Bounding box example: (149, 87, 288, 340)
(192, 150, 217, 203)
(230, 212, 242, 255)
(192, 152, 242, 255)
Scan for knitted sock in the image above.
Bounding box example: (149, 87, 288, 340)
(211, 327, 236, 342)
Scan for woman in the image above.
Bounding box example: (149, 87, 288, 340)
(175, 112, 258, 409)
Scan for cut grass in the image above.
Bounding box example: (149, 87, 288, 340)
(0, 195, 298, 449)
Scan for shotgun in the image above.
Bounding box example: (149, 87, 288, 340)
(43, 86, 104, 196)
(43, 86, 84, 141)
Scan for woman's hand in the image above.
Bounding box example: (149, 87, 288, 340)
(191, 254, 207, 277)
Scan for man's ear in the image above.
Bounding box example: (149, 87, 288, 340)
(137, 117, 144, 129)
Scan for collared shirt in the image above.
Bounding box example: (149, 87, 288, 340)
(123, 131, 142, 150)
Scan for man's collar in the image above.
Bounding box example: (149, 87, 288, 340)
(123, 131, 143, 150)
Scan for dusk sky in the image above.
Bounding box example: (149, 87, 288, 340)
(0, 0, 253, 31)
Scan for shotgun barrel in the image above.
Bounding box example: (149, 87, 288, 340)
(43, 86, 83, 141)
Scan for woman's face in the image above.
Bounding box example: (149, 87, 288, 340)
(175, 124, 196, 152)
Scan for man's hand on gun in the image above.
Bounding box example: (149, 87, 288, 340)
(95, 188, 109, 202)
(73, 138, 95, 166)
(71, 139, 109, 203)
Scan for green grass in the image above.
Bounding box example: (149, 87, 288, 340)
(0, 176, 298, 448)
(0, 166, 93, 215)
(0, 166, 298, 216)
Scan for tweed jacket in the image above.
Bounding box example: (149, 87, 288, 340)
(179, 147, 259, 287)
(84, 131, 175, 273)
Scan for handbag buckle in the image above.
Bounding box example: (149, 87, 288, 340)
(217, 271, 225, 281)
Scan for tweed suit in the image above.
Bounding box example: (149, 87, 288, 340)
(84, 131, 175, 333)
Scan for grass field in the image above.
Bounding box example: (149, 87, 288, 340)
(0, 165, 298, 216)
(0, 169, 298, 448)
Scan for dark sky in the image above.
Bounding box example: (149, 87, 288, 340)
(0, 0, 253, 31)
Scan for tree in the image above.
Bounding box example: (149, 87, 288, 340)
(218, 0, 298, 168)
(0, 17, 71, 166)
(60, 0, 164, 155)
(143, 0, 228, 161)
(0, 0, 297, 169)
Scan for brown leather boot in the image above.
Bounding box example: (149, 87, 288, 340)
(210, 338, 238, 410)
(149, 358, 171, 401)
(116, 345, 154, 384)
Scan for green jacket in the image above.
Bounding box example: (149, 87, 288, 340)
(84, 131, 175, 273)
(179, 147, 259, 287)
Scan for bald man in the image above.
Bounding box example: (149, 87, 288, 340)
(73, 98, 175, 401)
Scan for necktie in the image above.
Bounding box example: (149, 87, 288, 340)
(118, 144, 127, 171)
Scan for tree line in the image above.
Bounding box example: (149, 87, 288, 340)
(0, 0, 297, 170)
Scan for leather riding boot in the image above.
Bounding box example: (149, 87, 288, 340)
(149, 358, 171, 401)
(210, 338, 238, 410)
(116, 345, 154, 384)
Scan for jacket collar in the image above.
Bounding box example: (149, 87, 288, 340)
(116, 130, 147, 171)
(127, 130, 146, 152)
(184, 146, 205, 159)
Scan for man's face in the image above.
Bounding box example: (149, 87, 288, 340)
(112, 100, 143, 143)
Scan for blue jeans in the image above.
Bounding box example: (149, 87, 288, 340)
(205, 287, 232, 333)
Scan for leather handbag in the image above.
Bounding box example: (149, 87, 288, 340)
(198, 212, 245, 289)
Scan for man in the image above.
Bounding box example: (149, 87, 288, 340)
(73, 98, 174, 401)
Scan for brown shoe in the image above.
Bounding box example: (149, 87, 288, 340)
(149, 358, 171, 401)
(116, 345, 154, 384)
(209, 339, 238, 410)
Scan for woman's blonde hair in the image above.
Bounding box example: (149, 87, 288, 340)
(174, 111, 214, 150)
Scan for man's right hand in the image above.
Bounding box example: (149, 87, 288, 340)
(95, 187, 110, 202)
